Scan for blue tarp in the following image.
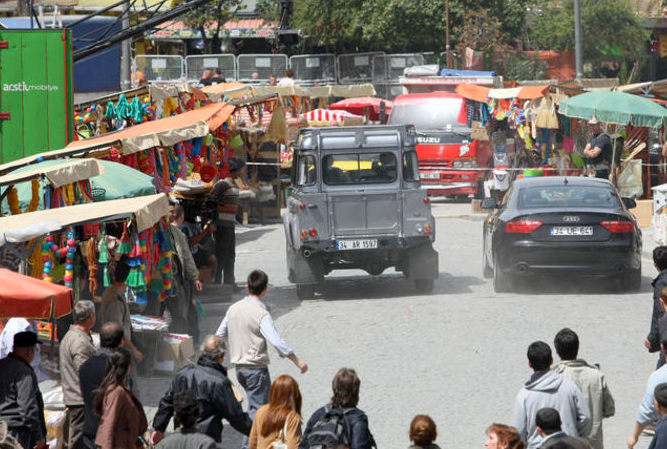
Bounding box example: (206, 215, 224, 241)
(0, 17, 120, 93)
(440, 69, 496, 77)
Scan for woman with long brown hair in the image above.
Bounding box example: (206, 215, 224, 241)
(94, 347, 147, 449)
(249, 375, 302, 449)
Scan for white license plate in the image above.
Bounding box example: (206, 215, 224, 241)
(336, 239, 378, 250)
(420, 172, 440, 180)
(550, 226, 593, 236)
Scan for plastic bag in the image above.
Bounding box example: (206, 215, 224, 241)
(617, 159, 643, 198)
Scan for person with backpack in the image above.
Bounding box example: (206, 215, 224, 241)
(300, 368, 375, 449)
(249, 375, 303, 449)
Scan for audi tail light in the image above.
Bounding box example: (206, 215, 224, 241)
(601, 220, 634, 233)
(505, 220, 542, 233)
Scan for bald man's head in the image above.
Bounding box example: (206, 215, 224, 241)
(100, 321, 124, 348)
(201, 335, 226, 362)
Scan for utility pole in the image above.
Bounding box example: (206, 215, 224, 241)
(445, 0, 452, 68)
(120, 0, 132, 90)
(574, 0, 583, 79)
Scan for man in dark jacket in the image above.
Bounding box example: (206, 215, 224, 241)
(536, 408, 592, 449)
(155, 390, 216, 449)
(649, 383, 667, 449)
(0, 331, 46, 449)
(78, 321, 124, 449)
(151, 335, 252, 445)
(646, 246, 667, 368)
(300, 368, 375, 449)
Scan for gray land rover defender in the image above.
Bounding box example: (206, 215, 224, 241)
(283, 125, 439, 299)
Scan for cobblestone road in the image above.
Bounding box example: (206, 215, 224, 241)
(139, 203, 660, 449)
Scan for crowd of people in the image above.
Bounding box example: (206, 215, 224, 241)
(6, 239, 667, 449)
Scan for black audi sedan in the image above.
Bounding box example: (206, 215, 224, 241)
(482, 176, 642, 293)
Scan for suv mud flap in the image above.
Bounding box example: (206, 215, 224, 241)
(287, 249, 324, 284)
(407, 244, 439, 280)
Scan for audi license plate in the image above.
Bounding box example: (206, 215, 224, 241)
(336, 239, 378, 250)
(550, 226, 593, 236)
(420, 172, 440, 180)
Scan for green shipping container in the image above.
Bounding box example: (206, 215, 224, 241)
(0, 29, 74, 164)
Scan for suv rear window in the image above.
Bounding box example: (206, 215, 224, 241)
(296, 155, 316, 186)
(517, 185, 621, 209)
(323, 153, 397, 185)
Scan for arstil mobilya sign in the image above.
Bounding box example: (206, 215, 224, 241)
(0, 29, 74, 163)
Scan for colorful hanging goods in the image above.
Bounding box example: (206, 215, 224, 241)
(98, 227, 111, 287)
(117, 222, 132, 254)
(64, 231, 76, 288)
(87, 237, 99, 295)
(41, 236, 55, 283)
(8, 179, 40, 215)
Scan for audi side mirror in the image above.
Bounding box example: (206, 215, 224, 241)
(481, 197, 497, 210)
(622, 197, 636, 209)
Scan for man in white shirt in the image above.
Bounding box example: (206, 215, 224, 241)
(215, 269, 307, 449)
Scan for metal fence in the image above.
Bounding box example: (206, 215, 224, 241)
(337, 52, 384, 84)
(185, 54, 236, 83)
(237, 54, 288, 82)
(372, 53, 425, 83)
(289, 54, 336, 85)
(133, 55, 184, 84)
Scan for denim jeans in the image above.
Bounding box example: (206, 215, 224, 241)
(236, 367, 271, 449)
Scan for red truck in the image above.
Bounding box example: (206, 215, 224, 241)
(388, 91, 493, 198)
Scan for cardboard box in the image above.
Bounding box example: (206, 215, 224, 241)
(154, 333, 195, 375)
(631, 199, 653, 228)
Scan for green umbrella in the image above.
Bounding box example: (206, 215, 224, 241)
(2, 159, 156, 212)
(558, 91, 667, 128)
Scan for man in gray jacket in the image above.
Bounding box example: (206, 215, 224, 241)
(59, 300, 96, 449)
(169, 202, 203, 341)
(554, 328, 614, 449)
(513, 341, 591, 449)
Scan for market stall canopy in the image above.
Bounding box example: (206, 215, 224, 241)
(65, 103, 236, 154)
(0, 141, 113, 176)
(455, 83, 549, 103)
(202, 82, 251, 101)
(3, 159, 156, 212)
(0, 193, 169, 245)
(618, 79, 667, 100)
(0, 159, 105, 189)
(250, 84, 377, 99)
(329, 97, 393, 121)
(299, 109, 363, 124)
(0, 268, 73, 319)
(558, 91, 667, 127)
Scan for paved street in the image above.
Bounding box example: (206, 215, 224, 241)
(139, 201, 661, 449)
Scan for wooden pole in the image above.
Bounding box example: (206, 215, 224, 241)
(445, 0, 452, 68)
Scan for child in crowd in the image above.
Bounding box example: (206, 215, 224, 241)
(408, 415, 440, 449)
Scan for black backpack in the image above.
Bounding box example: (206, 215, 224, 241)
(304, 405, 352, 449)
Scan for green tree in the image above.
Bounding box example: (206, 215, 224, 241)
(182, 0, 242, 54)
(287, 0, 529, 53)
(528, 0, 650, 82)
(504, 52, 548, 80)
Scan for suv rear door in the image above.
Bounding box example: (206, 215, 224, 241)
(323, 152, 401, 237)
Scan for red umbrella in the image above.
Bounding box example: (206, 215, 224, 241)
(329, 97, 393, 121)
(0, 268, 73, 319)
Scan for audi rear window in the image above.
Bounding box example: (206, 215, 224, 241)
(517, 185, 621, 209)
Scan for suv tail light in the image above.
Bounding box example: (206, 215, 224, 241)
(308, 228, 317, 237)
(601, 220, 634, 233)
(505, 220, 542, 233)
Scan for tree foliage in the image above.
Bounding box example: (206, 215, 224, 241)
(504, 53, 548, 81)
(182, 0, 242, 54)
(528, 0, 650, 81)
(288, 0, 529, 53)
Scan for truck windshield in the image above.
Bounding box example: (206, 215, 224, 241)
(323, 153, 397, 185)
(388, 97, 465, 131)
